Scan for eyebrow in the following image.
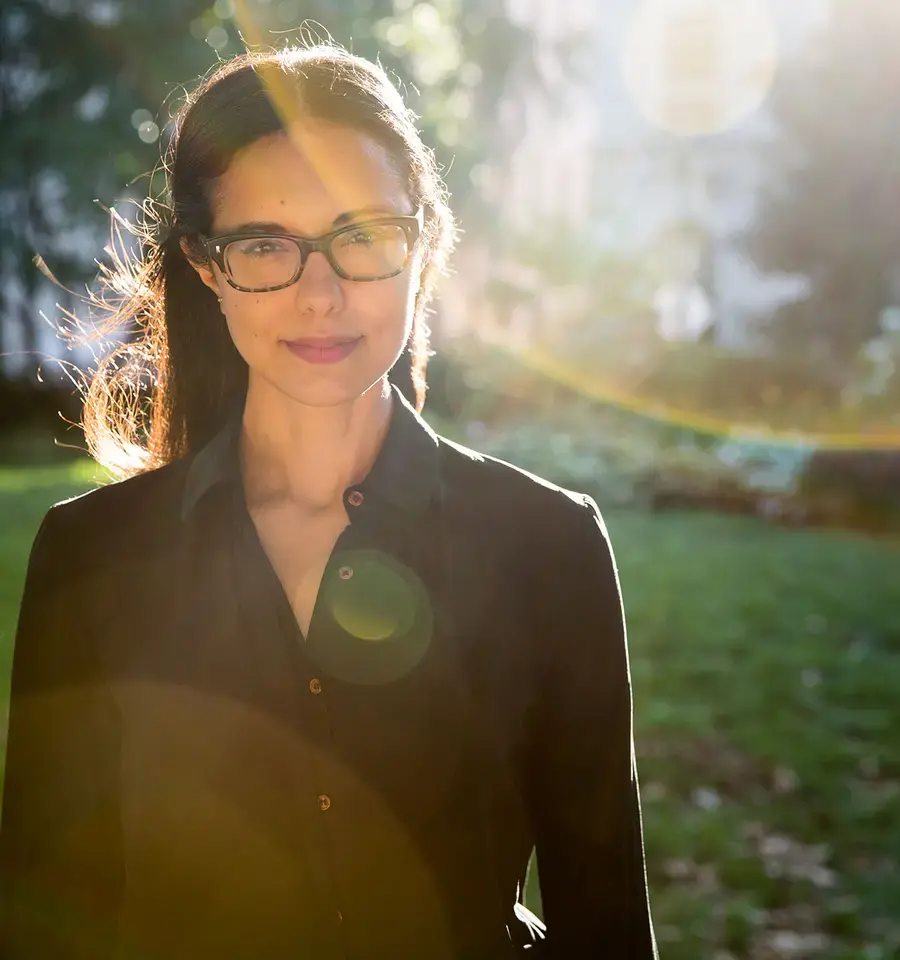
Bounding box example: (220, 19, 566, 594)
(213, 205, 405, 237)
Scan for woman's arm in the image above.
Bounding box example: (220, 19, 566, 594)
(525, 494, 658, 959)
(0, 506, 123, 959)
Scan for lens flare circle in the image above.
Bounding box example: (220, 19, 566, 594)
(623, 0, 779, 137)
(328, 551, 418, 642)
(309, 549, 435, 686)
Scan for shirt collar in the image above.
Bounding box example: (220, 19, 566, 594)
(180, 382, 440, 522)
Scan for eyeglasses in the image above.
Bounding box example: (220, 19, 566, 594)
(200, 212, 423, 293)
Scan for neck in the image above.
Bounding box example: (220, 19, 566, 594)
(239, 375, 394, 513)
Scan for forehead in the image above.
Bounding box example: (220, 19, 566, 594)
(210, 123, 411, 232)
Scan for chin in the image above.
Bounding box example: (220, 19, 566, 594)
(275, 371, 391, 409)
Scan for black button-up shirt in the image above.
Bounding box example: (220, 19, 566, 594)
(0, 385, 657, 959)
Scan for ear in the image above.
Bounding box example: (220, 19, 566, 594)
(179, 237, 222, 297)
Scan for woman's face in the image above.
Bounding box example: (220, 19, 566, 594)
(188, 123, 425, 408)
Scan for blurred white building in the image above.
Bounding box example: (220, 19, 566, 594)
(468, 0, 829, 350)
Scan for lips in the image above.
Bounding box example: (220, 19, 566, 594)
(282, 336, 362, 365)
(287, 336, 359, 349)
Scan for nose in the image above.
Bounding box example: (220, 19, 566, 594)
(293, 250, 343, 314)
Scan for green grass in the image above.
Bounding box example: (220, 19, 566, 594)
(606, 511, 900, 958)
(1, 462, 899, 958)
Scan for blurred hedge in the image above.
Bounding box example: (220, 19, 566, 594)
(426, 346, 900, 537)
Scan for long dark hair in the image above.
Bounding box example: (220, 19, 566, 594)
(81, 44, 457, 478)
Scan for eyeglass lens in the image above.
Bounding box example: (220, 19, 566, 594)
(224, 223, 411, 289)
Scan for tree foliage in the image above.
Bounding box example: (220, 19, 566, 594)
(748, 0, 900, 367)
(0, 0, 213, 375)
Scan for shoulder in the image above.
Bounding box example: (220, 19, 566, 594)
(433, 435, 621, 639)
(434, 432, 608, 546)
(37, 459, 190, 575)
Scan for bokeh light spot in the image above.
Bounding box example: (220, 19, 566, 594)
(137, 121, 159, 143)
(277, 0, 300, 24)
(130, 108, 153, 129)
(206, 25, 229, 50)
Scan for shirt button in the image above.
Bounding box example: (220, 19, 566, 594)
(347, 489, 364, 507)
(309, 678, 322, 695)
(318, 794, 332, 811)
(338, 565, 354, 581)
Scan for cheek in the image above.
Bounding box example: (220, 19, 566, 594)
(223, 297, 283, 350)
(349, 276, 417, 333)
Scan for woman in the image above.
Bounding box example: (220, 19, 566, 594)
(0, 45, 657, 959)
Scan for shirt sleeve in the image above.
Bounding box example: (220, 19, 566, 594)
(524, 494, 658, 959)
(0, 506, 123, 959)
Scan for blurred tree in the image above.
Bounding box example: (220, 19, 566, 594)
(366, 0, 530, 226)
(748, 0, 900, 371)
(0, 0, 213, 382)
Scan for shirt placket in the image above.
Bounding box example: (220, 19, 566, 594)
(229, 495, 349, 959)
(296, 627, 347, 950)
(287, 484, 372, 956)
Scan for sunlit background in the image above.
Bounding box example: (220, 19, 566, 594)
(1, 1, 899, 957)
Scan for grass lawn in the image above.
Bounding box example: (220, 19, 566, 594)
(1, 461, 898, 958)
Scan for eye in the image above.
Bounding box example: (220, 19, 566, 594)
(338, 224, 397, 248)
(344, 228, 377, 247)
(233, 237, 292, 257)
